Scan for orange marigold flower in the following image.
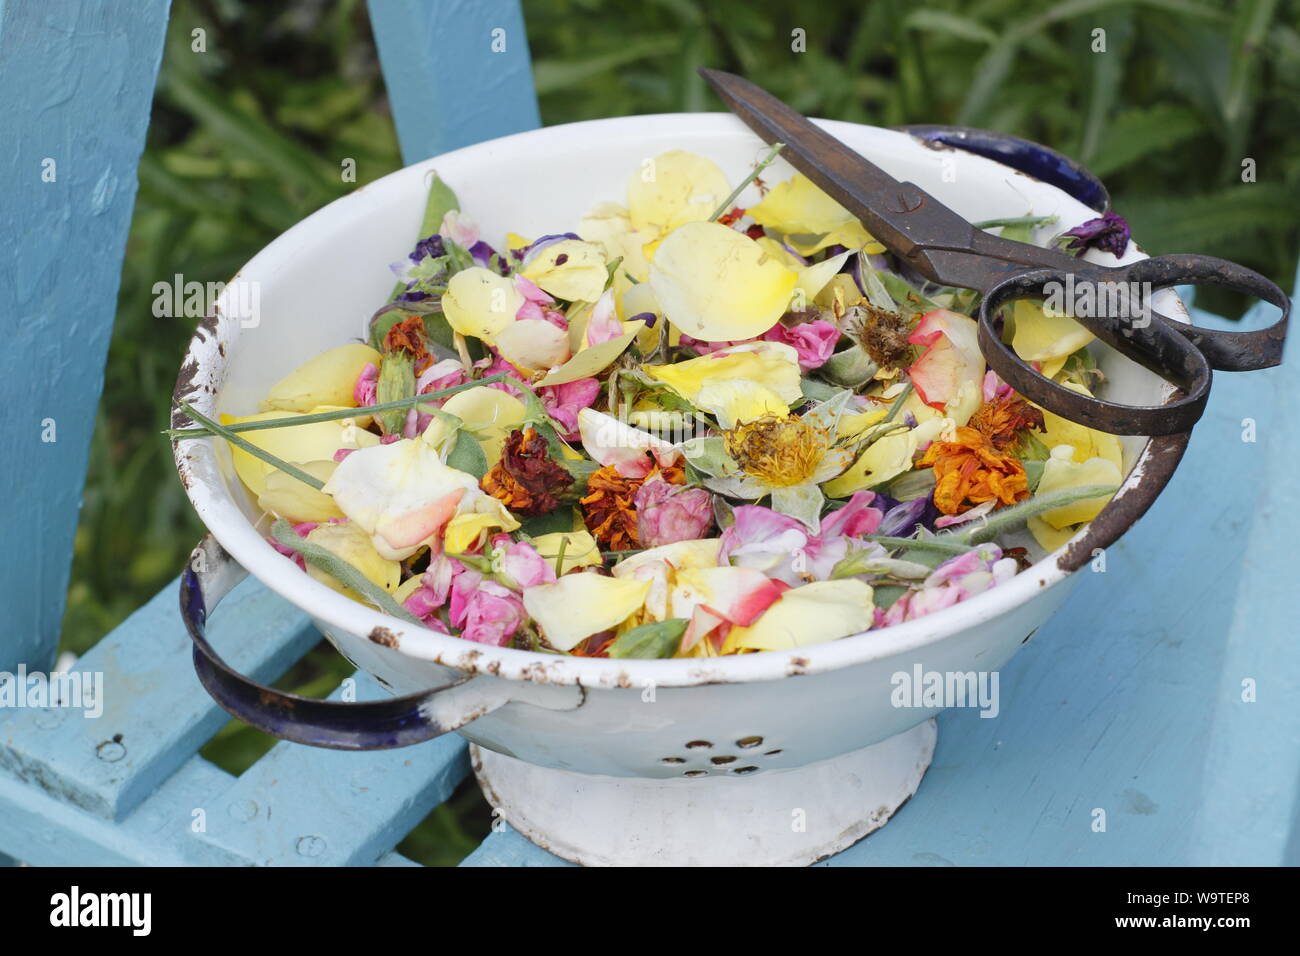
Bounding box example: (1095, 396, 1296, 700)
(383, 315, 433, 375)
(915, 425, 1030, 516)
(481, 427, 573, 517)
(967, 396, 1045, 450)
(580, 463, 685, 551)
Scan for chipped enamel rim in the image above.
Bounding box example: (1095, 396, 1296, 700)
(173, 113, 1182, 690)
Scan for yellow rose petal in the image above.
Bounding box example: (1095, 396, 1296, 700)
(520, 239, 608, 303)
(726, 580, 874, 651)
(303, 521, 401, 599)
(747, 174, 855, 235)
(529, 529, 602, 573)
(261, 344, 381, 413)
(645, 342, 803, 405)
(444, 496, 520, 554)
(1034, 381, 1124, 468)
(257, 459, 343, 523)
(221, 411, 378, 499)
(786, 221, 881, 257)
(693, 381, 791, 428)
(627, 149, 731, 233)
(441, 267, 523, 343)
(648, 222, 797, 341)
(1011, 298, 1094, 367)
(440, 386, 527, 468)
(1034, 446, 1122, 529)
(523, 572, 651, 652)
(823, 417, 948, 497)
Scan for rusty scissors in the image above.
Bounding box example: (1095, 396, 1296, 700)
(702, 69, 1290, 436)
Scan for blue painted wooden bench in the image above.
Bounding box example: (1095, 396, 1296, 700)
(2, 0, 1297, 867)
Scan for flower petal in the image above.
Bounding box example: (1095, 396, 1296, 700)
(725, 579, 874, 651)
(442, 267, 524, 343)
(261, 344, 382, 413)
(221, 410, 379, 499)
(649, 222, 797, 341)
(521, 239, 609, 303)
(907, 309, 985, 422)
(627, 150, 731, 234)
(440, 386, 528, 468)
(523, 572, 651, 651)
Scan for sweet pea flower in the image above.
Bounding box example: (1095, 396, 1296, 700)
(761, 319, 840, 370)
(458, 580, 527, 646)
(539, 377, 601, 441)
(353, 362, 379, 407)
(1058, 211, 1130, 258)
(439, 210, 479, 250)
(877, 545, 1018, 626)
(634, 474, 714, 547)
(489, 533, 555, 590)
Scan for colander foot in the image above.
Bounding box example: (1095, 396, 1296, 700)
(470, 718, 936, 866)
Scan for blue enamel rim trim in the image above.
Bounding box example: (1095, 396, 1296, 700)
(180, 541, 461, 750)
(896, 125, 1111, 214)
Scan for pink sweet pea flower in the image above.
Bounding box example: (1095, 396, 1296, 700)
(459, 581, 526, 646)
(761, 319, 840, 371)
(353, 362, 379, 407)
(417, 358, 470, 400)
(678, 333, 748, 356)
(489, 534, 555, 590)
(584, 290, 623, 346)
(877, 545, 1018, 626)
(634, 476, 714, 547)
(820, 490, 883, 538)
(982, 369, 1014, 403)
(539, 377, 601, 441)
(476, 353, 531, 398)
(719, 505, 814, 587)
(513, 274, 568, 330)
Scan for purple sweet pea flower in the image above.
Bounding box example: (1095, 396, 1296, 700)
(1058, 211, 1131, 258)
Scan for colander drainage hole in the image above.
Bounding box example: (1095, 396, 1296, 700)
(660, 757, 686, 764)
(732, 766, 760, 775)
(685, 740, 712, 750)
(710, 755, 737, 765)
(736, 736, 763, 748)
(683, 770, 709, 777)
(764, 749, 783, 757)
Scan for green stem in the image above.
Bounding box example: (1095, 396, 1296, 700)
(708, 141, 785, 221)
(179, 404, 326, 491)
(270, 520, 423, 624)
(861, 534, 973, 555)
(165, 372, 509, 438)
(970, 215, 1059, 230)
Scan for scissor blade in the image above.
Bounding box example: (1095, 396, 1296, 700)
(700, 69, 903, 204)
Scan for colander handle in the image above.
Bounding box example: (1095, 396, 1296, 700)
(179, 535, 520, 750)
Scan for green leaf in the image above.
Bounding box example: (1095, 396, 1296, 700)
(446, 429, 488, 479)
(607, 618, 689, 659)
(518, 508, 580, 537)
(418, 172, 460, 241)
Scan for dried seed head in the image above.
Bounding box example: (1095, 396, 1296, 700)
(846, 303, 914, 370)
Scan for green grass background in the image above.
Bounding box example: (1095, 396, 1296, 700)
(60, 0, 1300, 864)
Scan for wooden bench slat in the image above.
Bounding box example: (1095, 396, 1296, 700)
(368, 0, 541, 165)
(0, 576, 318, 821)
(191, 671, 471, 866)
(0, 0, 170, 675)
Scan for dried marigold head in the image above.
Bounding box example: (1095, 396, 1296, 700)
(580, 466, 643, 552)
(579, 463, 685, 552)
(967, 396, 1045, 450)
(915, 425, 1030, 516)
(723, 414, 829, 487)
(847, 303, 914, 369)
(481, 427, 573, 517)
(383, 315, 433, 374)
